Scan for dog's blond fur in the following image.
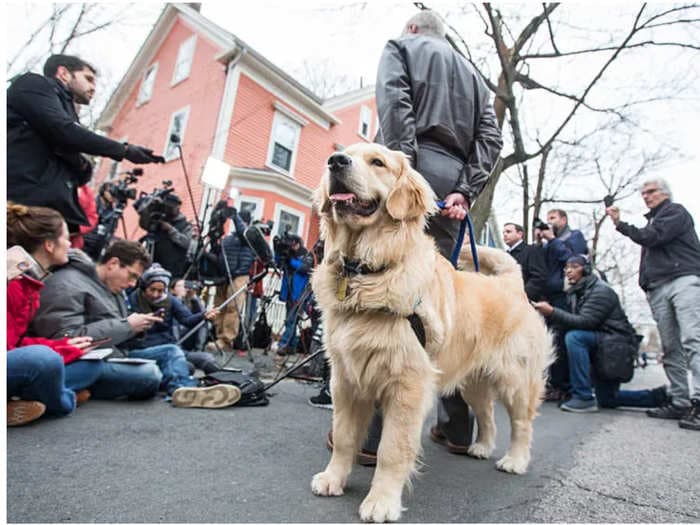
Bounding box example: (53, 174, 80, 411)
(310, 143, 553, 522)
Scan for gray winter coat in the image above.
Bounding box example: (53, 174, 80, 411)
(375, 33, 502, 204)
(30, 250, 136, 346)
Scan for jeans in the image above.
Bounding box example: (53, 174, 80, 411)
(127, 344, 197, 395)
(279, 301, 302, 350)
(647, 274, 700, 407)
(89, 361, 162, 400)
(7, 345, 103, 416)
(565, 329, 661, 408)
(185, 351, 220, 374)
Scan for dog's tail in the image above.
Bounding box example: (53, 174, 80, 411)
(458, 244, 521, 277)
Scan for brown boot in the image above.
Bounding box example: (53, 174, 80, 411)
(7, 401, 46, 427)
(76, 390, 91, 406)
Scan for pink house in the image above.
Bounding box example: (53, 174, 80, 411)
(95, 3, 377, 246)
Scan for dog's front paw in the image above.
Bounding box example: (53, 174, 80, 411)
(467, 442, 494, 459)
(311, 471, 345, 496)
(495, 454, 529, 475)
(359, 491, 403, 523)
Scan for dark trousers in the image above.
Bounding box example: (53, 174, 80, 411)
(546, 292, 571, 393)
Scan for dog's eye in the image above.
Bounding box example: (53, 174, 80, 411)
(370, 158, 385, 168)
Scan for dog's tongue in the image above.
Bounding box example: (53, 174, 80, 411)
(330, 193, 356, 202)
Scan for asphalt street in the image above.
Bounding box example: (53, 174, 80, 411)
(6, 359, 699, 523)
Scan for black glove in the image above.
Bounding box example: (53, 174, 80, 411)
(124, 144, 165, 164)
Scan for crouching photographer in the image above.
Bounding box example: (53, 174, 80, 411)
(134, 184, 193, 279)
(274, 232, 313, 356)
(532, 255, 669, 413)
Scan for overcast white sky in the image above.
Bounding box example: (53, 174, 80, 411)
(6, 1, 698, 232)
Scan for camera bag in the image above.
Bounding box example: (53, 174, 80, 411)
(200, 369, 269, 407)
(594, 332, 639, 383)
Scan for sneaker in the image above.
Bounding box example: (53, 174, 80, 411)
(309, 385, 333, 410)
(646, 402, 686, 420)
(171, 384, 241, 409)
(326, 430, 376, 467)
(429, 425, 470, 455)
(7, 401, 46, 426)
(75, 390, 91, 406)
(560, 397, 599, 413)
(678, 399, 700, 431)
(276, 346, 296, 357)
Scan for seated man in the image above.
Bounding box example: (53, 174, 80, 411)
(126, 264, 220, 375)
(30, 240, 240, 409)
(533, 255, 669, 413)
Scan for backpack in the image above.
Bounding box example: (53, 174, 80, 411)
(251, 308, 272, 349)
(201, 370, 269, 407)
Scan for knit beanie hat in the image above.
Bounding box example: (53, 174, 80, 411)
(566, 255, 588, 267)
(141, 263, 172, 288)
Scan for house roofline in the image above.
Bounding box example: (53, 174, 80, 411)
(322, 85, 376, 111)
(229, 167, 313, 208)
(97, 3, 342, 132)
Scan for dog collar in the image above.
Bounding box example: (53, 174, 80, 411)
(340, 257, 387, 277)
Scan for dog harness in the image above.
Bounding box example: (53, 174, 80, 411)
(337, 257, 426, 348)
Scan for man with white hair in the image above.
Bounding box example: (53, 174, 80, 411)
(607, 178, 700, 430)
(354, 9, 503, 460)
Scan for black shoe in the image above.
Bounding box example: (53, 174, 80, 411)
(646, 402, 686, 420)
(650, 385, 671, 406)
(679, 399, 700, 431)
(309, 385, 333, 410)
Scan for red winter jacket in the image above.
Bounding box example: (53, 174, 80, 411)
(71, 184, 99, 249)
(7, 274, 84, 364)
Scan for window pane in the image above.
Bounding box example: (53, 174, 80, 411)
(240, 201, 257, 219)
(279, 210, 300, 236)
(272, 143, 292, 171)
(274, 119, 298, 149)
(173, 36, 195, 83)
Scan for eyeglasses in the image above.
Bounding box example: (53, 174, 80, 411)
(641, 188, 659, 196)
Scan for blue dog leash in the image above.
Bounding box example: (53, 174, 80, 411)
(436, 200, 479, 272)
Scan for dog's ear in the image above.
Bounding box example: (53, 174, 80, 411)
(385, 154, 436, 221)
(313, 176, 332, 216)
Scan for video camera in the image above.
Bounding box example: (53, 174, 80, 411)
(108, 168, 144, 206)
(133, 180, 181, 233)
(273, 231, 302, 261)
(207, 200, 237, 247)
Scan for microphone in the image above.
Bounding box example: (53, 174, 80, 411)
(170, 133, 181, 144)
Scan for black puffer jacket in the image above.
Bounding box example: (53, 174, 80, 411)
(616, 199, 700, 291)
(550, 274, 635, 337)
(219, 213, 255, 278)
(7, 73, 126, 227)
(375, 33, 502, 204)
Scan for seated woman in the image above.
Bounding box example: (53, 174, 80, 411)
(125, 264, 221, 375)
(7, 203, 104, 426)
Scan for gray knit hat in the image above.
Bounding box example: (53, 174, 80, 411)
(141, 263, 172, 288)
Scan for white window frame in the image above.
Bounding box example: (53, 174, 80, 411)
(272, 202, 305, 240)
(172, 34, 196, 85)
(163, 106, 190, 162)
(137, 63, 158, 106)
(358, 105, 372, 140)
(265, 111, 302, 176)
(238, 196, 264, 222)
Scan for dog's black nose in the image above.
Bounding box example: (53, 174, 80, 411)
(328, 152, 352, 172)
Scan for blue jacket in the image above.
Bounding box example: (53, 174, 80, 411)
(124, 292, 204, 349)
(277, 248, 312, 304)
(543, 227, 588, 296)
(219, 214, 255, 277)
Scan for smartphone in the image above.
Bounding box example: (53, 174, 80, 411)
(84, 337, 112, 350)
(154, 308, 166, 318)
(603, 195, 614, 208)
(7, 245, 47, 281)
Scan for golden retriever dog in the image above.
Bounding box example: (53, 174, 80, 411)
(310, 143, 553, 522)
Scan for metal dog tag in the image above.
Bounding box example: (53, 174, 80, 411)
(337, 277, 348, 300)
